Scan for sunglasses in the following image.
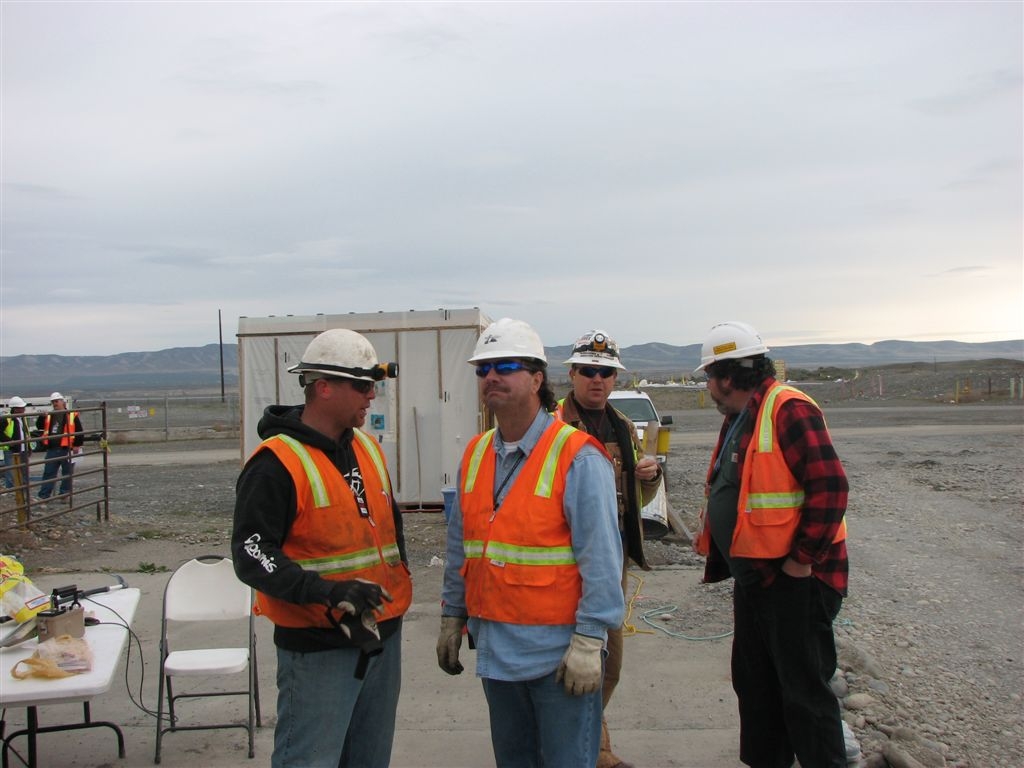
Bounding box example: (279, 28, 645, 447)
(576, 365, 617, 379)
(324, 377, 375, 394)
(475, 360, 531, 378)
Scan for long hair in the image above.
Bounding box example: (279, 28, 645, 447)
(533, 365, 559, 413)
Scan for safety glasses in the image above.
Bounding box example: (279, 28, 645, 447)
(475, 360, 531, 378)
(576, 365, 617, 379)
(324, 377, 375, 394)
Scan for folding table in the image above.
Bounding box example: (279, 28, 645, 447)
(0, 588, 141, 768)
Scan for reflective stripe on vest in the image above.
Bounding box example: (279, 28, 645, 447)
(250, 431, 412, 627)
(43, 412, 78, 448)
(460, 421, 602, 625)
(746, 385, 807, 513)
(732, 384, 846, 558)
(696, 383, 846, 560)
(463, 424, 575, 501)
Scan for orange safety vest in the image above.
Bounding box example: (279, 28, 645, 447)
(696, 383, 847, 559)
(459, 421, 605, 625)
(251, 431, 412, 628)
(42, 412, 79, 448)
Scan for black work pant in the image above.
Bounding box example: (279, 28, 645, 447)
(732, 573, 846, 768)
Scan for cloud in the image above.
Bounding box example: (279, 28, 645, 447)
(910, 69, 1023, 116)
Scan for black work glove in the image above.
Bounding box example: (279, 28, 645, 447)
(327, 578, 393, 616)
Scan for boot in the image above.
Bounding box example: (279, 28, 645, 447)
(596, 716, 635, 768)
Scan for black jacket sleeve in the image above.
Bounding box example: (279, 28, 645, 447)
(231, 450, 336, 607)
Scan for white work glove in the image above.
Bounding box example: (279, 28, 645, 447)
(436, 616, 467, 675)
(555, 633, 604, 695)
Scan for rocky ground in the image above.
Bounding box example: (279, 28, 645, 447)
(1, 398, 1021, 768)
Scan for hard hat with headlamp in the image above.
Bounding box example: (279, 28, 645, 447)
(468, 318, 547, 365)
(288, 328, 399, 388)
(694, 321, 770, 373)
(563, 329, 626, 370)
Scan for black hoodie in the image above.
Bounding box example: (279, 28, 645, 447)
(231, 404, 407, 652)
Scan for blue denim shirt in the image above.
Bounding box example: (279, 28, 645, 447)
(441, 408, 625, 682)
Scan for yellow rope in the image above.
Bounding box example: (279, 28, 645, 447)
(622, 571, 656, 636)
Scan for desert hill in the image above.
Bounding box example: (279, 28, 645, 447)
(1, 339, 1021, 395)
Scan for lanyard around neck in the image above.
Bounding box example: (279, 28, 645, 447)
(493, 450, 525, 511)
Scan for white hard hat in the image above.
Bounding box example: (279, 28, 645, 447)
(287, 328, 397, 383)
(695, 321, 770, 372)
(563, 329, 626, 370)
(8, 396, 26, 408)
(468, 318, 547, 365)
(49, 392, 65, 402)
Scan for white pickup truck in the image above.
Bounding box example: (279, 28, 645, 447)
(608, 390, 674, 538)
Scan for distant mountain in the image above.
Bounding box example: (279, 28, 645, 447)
(1, 339, 1020, 395)
(555, 339, 1024, 373)
(0, 343, 238, 394)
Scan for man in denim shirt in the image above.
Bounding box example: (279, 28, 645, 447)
(437, 318, 624, 768)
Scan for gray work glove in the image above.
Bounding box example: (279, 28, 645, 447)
(436, 616, 467, 675)
(555, 633, 604, 695)
(328, 578, 393, 616)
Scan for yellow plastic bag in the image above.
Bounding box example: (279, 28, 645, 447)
(0, 555, 50, 624)
(11, 634, 93, 679)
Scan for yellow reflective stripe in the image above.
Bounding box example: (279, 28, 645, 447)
(534, 424, 574, 499)
(272, 434, 330, 507)
(757, 386, 787, 453)
(296, 544, 398, 575)
(464, 430, 495, 493)
(483, 541, 576, 566)
(464, 540, 485, 558)
(747, 490, 806, 509)
(353, 429, 391, 496)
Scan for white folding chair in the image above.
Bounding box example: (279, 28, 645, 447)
(154, 555, 261, 763)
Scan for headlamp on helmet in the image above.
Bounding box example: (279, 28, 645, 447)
(562, 329, 626, 370)
(288, 328, 398, 387)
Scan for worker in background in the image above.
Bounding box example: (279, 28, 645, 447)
(1, 396, 31, 493)
(231, 328, 411, 768)
(692, 321, 850, 768)
(35, 392, 82, 502)
(556, 330, 662, 768)
(437, 318, 624, 768)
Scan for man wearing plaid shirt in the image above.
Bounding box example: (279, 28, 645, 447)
(693, 321, 850, 768)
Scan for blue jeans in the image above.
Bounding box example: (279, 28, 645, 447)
(272, 625, 402, 768)
(2, 451, 28, 490)
(38, 448, 73, 498)
(1, 450, 13, 489)
(482, 671, 602, 768)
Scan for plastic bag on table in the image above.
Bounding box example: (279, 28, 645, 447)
(11, 634, 94, 679)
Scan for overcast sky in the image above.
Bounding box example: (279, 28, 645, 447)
(1, 1, 1021, 358)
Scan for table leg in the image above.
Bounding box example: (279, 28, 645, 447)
(1, 704, 126, 767)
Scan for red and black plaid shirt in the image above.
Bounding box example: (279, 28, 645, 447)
(703, 378, 849, 596)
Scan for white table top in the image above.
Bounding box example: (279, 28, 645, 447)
(0, 587, 141, 708)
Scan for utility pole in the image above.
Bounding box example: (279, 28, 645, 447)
(219, 309, 226, 403)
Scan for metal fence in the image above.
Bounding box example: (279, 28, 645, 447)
(1, 403, 110, 530)
(72, 394, 240, 443)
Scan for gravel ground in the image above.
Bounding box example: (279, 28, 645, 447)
(2, 402, 1021, 767)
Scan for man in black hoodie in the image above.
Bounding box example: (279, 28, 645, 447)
(232, 328, 411, 768)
